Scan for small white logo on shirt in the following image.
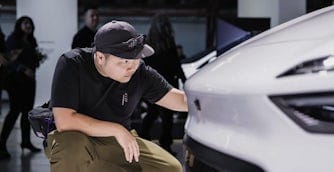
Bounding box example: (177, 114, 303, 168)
(122, 92, 128, 106)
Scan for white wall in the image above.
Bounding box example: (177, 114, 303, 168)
(279, 0, 306, 24)
(238, 0, 306, 27)
(238, 0, 279, 26)
(17, 0, 77, 105)
(0, 13, 16, 37)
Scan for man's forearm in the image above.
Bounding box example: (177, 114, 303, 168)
(53, 107, 123, 137)
(156, 88, 188, 112)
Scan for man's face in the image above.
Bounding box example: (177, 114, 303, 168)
(85, 9, 99, 30)
(98, 53, 140, 83)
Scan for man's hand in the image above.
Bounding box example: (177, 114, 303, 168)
(113, 124, 140, 163)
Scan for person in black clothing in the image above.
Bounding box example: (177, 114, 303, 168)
(141, 13, 186, 154)
(0, 16, 43, 160)
(71, 7, 99, 49)
(0, 26, 6, 116)
(0, 26, 5, 57)
(176, 44, 186, 61)
(46, 20, 187, 171)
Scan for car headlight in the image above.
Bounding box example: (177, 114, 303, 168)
(277, 55, 334, 78)
(270, 92, 334, 133)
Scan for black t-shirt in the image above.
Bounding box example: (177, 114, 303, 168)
(51, 48, 172, 130)
(71, 26, 96, 49)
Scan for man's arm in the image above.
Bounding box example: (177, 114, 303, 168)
(53, 107, 122, 136)
(53, 107, 139, 163)
(155, 88, 188, 112)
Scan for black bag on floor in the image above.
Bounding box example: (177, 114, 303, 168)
(28, 102, 56, 139)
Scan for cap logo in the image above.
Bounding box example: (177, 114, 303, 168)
(128, 38, 136, 49)
(124, 34, 144, 49)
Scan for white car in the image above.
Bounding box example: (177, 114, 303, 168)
(183, 5, 334, 172)
(181, 49, 217, 78)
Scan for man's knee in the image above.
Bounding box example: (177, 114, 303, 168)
(47, 131, 94, 171)
(49, 131, 92, 160)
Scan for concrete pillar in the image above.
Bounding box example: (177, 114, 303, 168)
(238, 0, 306, 27)
(17, 0, 77, 105)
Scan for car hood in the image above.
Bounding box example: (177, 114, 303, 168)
(186, 40, 334, 94)
(186, 7, 334, 95)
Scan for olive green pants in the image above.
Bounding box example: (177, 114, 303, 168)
(44, 130, 182, 172)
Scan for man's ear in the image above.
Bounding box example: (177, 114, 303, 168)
(95, 51, 105, 64)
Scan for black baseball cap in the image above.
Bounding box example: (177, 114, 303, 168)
(93, 20, 154, 59)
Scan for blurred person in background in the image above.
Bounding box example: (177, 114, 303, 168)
(0, 26, 6, 116)
(0, 26, 5, 63)
(176, 44, 186, 61)
(142, 13, 186, 155)
(0, 16, 45, 159)
(72, 6, 99, 49)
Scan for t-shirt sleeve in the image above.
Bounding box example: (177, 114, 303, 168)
(51, 55, 80, 110)
(142, 65, 173, 103)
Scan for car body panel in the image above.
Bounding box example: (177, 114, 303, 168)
(184, 5, 334, 172)
(182, 50, 217, 78)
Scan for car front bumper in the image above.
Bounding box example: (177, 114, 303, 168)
(183, 135, 265, 172)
